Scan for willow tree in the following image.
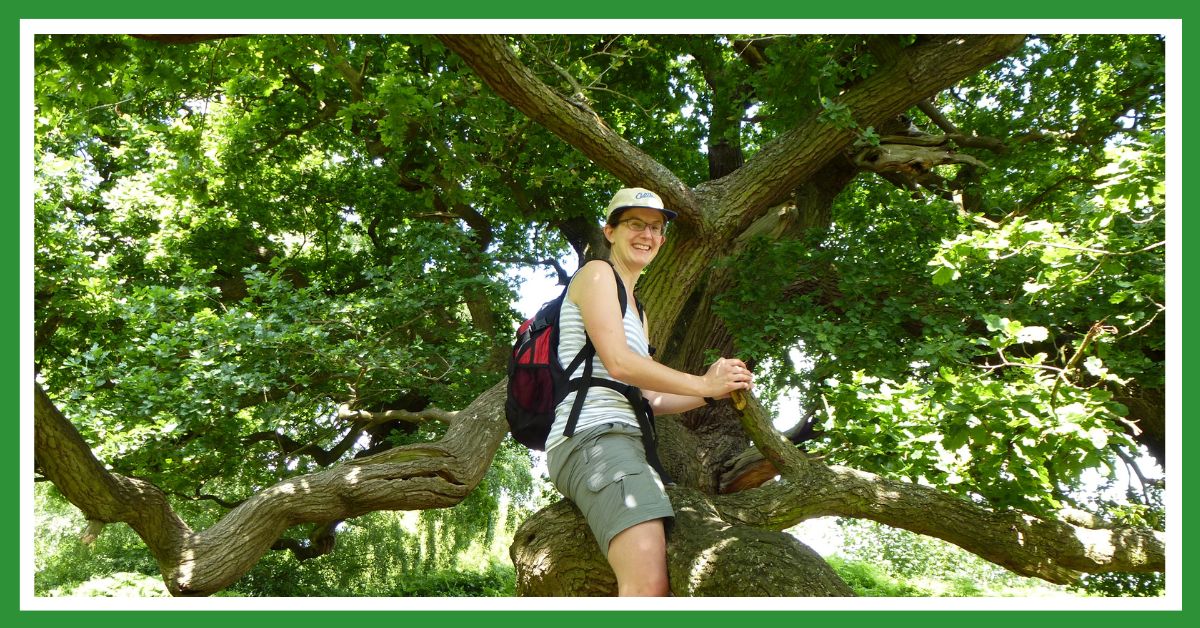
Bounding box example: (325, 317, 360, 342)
(33, 33, 1166, 596)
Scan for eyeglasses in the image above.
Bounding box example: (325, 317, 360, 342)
(618, 218, 666, 236)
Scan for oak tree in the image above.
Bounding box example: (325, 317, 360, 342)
(33, 32, 1166, 596)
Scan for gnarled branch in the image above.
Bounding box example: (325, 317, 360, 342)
(437, 35, 701, 226)
(34, 380, 508, 596)
(713, 35, 1027, 236)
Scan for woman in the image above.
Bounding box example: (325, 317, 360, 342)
(545, 187, 753, 596)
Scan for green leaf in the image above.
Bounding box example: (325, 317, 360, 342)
(932, 266, 958, 285)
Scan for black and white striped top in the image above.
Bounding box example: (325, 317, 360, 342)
(544, 279, 649, 452)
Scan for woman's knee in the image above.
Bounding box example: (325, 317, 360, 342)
(618, 574, 670, 597)
(608, 520, 669, 596)
(619, 564, 667, 600)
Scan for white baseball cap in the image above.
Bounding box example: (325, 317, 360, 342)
(605, 187, 678, 223)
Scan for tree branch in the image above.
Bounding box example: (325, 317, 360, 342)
(712, 35, 1027, 236)
(710, 384, 1163, 584)
(129, 35, 242, 45)
(241, 424, 364, 468)
(322, 35, 364, 101)
(34, 379, 508, 596)
(437, 35, 700, 226)
(496, 255, 572, 286)
(712, 459, 1164, 584)
(337, 404, 456, 425)
(270, 520, 341, 561)
(916, 98, 961, 134)
(853, 140, 989, 182)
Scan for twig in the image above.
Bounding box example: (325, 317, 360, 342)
(980, 348, 1065, 375)
(1112, 445, 1152, 505)
(521, 35, 589, 104)
(1037, 240, 1165, 256)
(584, 85, 656, 118)
(996, 238, 1165, 261)
(497, 256, 572, 285)
(1118, 302, 1165, 340)
(1049, 320, 1108, 406)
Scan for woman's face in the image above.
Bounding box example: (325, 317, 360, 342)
(605, 207, 667, 269)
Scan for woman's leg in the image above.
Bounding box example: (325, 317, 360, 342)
(606, 518, 669, 596)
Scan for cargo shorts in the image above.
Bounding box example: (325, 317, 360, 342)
(546, 422, 675, 558)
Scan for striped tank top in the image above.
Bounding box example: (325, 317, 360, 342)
(544, 278, 649, 452)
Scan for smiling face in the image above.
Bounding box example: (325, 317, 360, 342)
(604, 206, 667, 272)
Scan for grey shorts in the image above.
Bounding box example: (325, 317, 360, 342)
(546, 422, 674, 558)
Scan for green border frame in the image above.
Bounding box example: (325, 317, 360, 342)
(9, 3, 1188, 626)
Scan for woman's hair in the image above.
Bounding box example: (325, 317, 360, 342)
(606, 208, 627, 227)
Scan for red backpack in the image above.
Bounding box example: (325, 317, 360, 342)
(504, 263, 644, 449)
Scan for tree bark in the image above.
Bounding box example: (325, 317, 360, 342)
(512, 489, 853, 596)
(509, 393, 1163, 593)
(37, 365, 1163, 595)
(34, 381, 508, 596)
(34, 33, 1166, 597)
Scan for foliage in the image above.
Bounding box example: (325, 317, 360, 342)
(829, 519, 1082, 597)
(35, 33, 525, 510)
(826, 557, 926, 597)
(44, 573, 172, 598)
(34, 483, 520, 597)
(34, 484, 161, 596)
(32, 33, 1166, 595)
(714, 35, 1165, 519)
(226, 524, 516, 597)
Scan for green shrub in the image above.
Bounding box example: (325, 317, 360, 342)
(45, 572, 170, 598)
(826, 556, 925, 597)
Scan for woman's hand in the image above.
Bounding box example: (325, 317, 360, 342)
(702, 357, 753, 398)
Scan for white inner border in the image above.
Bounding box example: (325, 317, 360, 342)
(20, 19, 1183, 612)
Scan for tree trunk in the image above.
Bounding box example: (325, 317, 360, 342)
(32, 33, 1167, 597)
(512, 488, 853, 596)
(509, 388, 1164, 594)
(35, 368, 1164, 595)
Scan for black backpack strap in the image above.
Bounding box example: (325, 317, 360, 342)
(633, 295, 657, 356)
(563, 261, 671, 482)
(564, 376, 670, 481)
(563, 341, 595, 438)
(634, 397, 671, 483)
(609, 261, 630, 316)
(563, 262, 628, 438)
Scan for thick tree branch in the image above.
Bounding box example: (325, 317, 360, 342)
(712, 460, 1164, 584)
(854, 140, 988, 180)
(34, 380, 508, 596)
(917, 99, 961, 134)
(437, 35, 700, 226)
(336, 404, 456, 425)
(512, 488, 853, 596)
(712, 385, 1163, 584)
(35, 383, 194, 583)
(712, 35, 1027, 236)
(729, 391, 814, 482)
